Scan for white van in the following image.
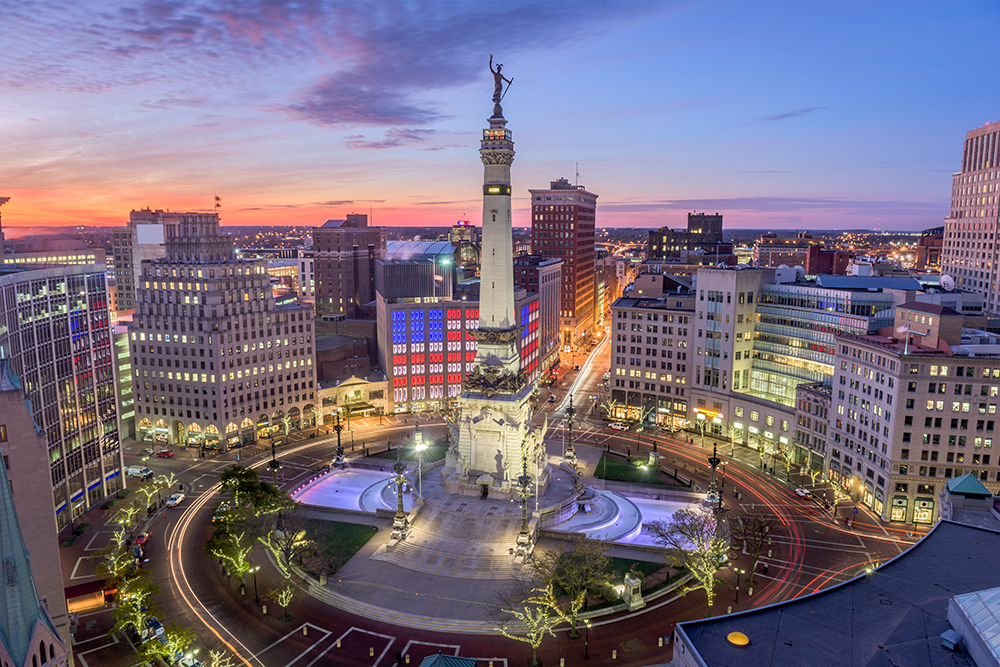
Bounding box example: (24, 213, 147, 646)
(126, 466, 151, 478)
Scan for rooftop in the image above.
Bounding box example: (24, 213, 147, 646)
(815, 275, 923, 291)
(383, 241, 455, 261)
(898, 301, 963, 317)
(676, 520, 1000, 667)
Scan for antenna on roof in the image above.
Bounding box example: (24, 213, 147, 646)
(575, 163, 579, 186)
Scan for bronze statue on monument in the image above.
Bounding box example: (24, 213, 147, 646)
(489, 54, 513, 114)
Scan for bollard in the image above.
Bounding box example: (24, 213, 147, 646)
(612, 649, 617, 660)
(727, 605, 733, 614)
(336, 639, 341, 648)
(405, 656, 410, 665)
(561, 659, 565, 667)
(658, 637, 663, 647)
(748, 587, 754, 597)
(768, 549, 772, 558)
(303, 627, 308, 636)
(262, 605, 267, 615)
(369, 648, 374, 657)
(489, 662, 493, 667)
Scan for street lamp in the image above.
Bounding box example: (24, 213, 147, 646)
(584, 620, 592, 660)
(565, 395, 577, 467)
(268, 439, 281, 485)
(251, 565, 260, 603)
(414, 431, 427, 501)
(696, 412, 706, 448)
(333, 413, 344, 464)
(734, 567, 746, 602)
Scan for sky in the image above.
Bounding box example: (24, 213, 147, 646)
(2, 0, 998, 232)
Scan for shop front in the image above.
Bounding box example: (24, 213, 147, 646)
(890, 496, 908, 522)
(913, 497, 935, 525)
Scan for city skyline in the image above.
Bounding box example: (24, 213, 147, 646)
(2, 1, 998, 232)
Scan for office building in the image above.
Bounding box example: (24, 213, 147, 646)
(111, 209, 186, 314)
(940, 121, 1000, 312)
(914, 226, 944, 270)
(449, 221, 480, 246)
(609, 274, 695, 428)
(312, 214, 386, 320)
(829, 302, 1000, 525)
(0, 374, 70, 667)
(113, 316, 136, 441)
(129, 213, 316, 450)
(297, 249, 315, 301)
(513, 255, 563, 369)
(647, 212, 734, 265)
(0, 264, 122, 530)
(529, 177, 597, 350)
(2, 236, 105, 268)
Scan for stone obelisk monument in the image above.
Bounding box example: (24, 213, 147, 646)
(444, 56, 548, 502)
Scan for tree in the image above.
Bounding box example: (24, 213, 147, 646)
(109, 494, 143, 540)
(219, 465, 263, 509)
(258, 511, 313, 579)
(491, 577, 560, 667)
(109, 568, 160, 640)
(207, 649, 236, 667)
(205, 527, 254, 582)
(531, 537, 610, 638)
(644, 508, 729, 613)
(139, 625, 196, 664)
(269, 581, 296, 621)
(730, 507, 780, 585)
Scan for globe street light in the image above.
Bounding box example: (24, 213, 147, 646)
(251, 565, 261, 603)
(584, 620, 592, 660)
(734, 567, 747, 603)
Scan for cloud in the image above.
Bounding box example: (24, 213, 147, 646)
(344, 128, 439, 149)
(311, 200, 354, 206)
(744, 107, 826, 125)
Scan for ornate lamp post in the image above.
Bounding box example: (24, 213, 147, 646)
(707, 442, 721, 500)
(333, 413, 345, 464)
(268, 439, 281, 485)
(390, 450, 410, 540)
(514, 455, 533, 557)
(734, 567, 746, 602)
(584, 620, 592, 660)
(564, 395, 577, 467)
(696, 412, 706, 448)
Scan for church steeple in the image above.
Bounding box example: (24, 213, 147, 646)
(0, 362, 69, 667)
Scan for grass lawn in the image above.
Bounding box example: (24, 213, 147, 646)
(372, 445, 447, 464)
(594, 456, 669, 485)
(300, 518, 379, 575)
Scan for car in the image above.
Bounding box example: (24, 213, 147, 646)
(608, 423, 628, 431)
(134, 532, 151, 548)
(603, 372, 610, 380)
(155, 450, 174, 458)
(547, 395, 556, 403)
(211, 502, 230, 522)
(137, 448, 154, 457)
(166, 493, 185, 508)
(795, 488, 813, 500)
(574, 365, 581, 371)
(126, 466, 152, 478)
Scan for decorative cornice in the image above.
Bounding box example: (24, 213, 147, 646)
(480, 151, 515, 166)
(470, 328, 519, 346)
(464, 364, 528, 397)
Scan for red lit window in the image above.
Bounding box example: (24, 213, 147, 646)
(466, 352, 476, 362)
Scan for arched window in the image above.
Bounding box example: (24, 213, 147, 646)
(39, 641, 46, 663)
(50, 644, 55, 660)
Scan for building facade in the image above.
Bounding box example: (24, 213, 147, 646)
(0, 264, 122, 530)
(129, 213, 316, 450)
(312, 214, 386, 319)
(513, 255, 562, 370)
(609, 274, 695, 429)
(940, 121, 1000, 312)
(829, 303, 1000, 525)
(529, 177, 597, 350)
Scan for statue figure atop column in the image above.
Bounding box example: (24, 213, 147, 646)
(489, 54, 513, 117)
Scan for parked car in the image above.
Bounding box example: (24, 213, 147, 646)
(608, 423, 628, 431)
(137, 448, 154, 457)
(547, 395, 556, 403)
(155, 449, 174, 458)
(795, 488, 813, 500)
(211, 502, 230, 523)
(166, 493, 185, 508)
(126, 466, 152, 478)
(134, 532, 151, 548)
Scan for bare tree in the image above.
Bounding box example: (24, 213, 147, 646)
(269, 581, 296, 621)
(531, 537, 610, 638)
(207, 650, 235, 667)
(258, 511, 314, 579)
(491, 576, 560, 666)
(730, 507, 780, 585)
(644, 508, 729, 613)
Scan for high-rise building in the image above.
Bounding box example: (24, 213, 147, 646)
(129, 213, 316, 450)
(940, 122, 1000, 311)
(111, 209, 188, 313)
(312, 214, 386, 320)
(0, 264, 122, 530)
(914, 226, 944, 270)
(513, 255, 562, 370)
(829, 302, 1000, 525)
(0, 374, 71, 667)
(529, 177, 597, 351)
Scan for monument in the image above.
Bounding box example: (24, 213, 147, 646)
(444, 56, 549, 504)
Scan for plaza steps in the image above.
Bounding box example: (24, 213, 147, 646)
(410, 501, 521, 541)
(371, 537, 516, 579)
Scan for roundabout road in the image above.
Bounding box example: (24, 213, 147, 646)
(147, 403, 914, 667)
